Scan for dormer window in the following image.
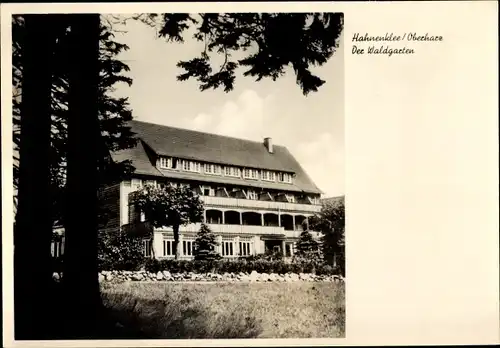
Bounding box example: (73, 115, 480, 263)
(261, 170, 275, 182)
(159, 157, 173, 169)
(224, 166, 241, 178)
(205, 163, 222, 175)
(180, 159, 201, 173)
(278, 172, 293, 184)
(243, 168, 259, 180)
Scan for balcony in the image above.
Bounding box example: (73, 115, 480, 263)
(200, 196, 321, 213)
(155, 223, 286, 236)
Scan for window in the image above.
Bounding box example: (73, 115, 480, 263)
(163, 240, 174, 256)
(51, 240, 64, 258)
(182, 240, 193, 256)
(202, 186, 215, 196)
(261, 170, 276, 181)
(243, 168, 258, 180)
(131, 178, 142, 189)
(225, 166, 241, 177)
(180, 160, 200, 173)
(239, 242, 252, 256)
(287, 194, 296, 203)
(205, 163, 213, 174)
(247, 190, 258, 200)
(123, 180, 131, 187)
(278, 172, 293, 184)
(221, 241, 234, 257)
(143, 239, 152, 257)
(159, 157, 173, 169)
(204, 163, 221, 175)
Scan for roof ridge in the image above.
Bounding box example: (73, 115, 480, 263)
(130, 119, 286, 149)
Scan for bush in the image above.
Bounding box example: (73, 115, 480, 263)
(140, 258, 341, 276)
(98, 229, 144, 271)
(193, 224, 221, 262)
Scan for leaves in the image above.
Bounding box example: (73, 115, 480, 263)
(193, 223, 221, 261)
(134, 184, 204, 229)
(295, 230, 321, 260)
(309, 197, 345, 269)
(97, 229, 144, 271)
(157, 13, 343, 95)
(12, 15, 138, 226)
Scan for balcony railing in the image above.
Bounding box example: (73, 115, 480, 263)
(200, 196, 321, 213)
(156, 223, 286, 236)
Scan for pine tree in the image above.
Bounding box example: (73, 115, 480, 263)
(295, 230, 321, 261)
(193, 223, 221, 261)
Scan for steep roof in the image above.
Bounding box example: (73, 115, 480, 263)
(112, 120, 322, 194)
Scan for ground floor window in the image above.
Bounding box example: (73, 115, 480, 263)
(239, 241, 252, 256)
(51, 240, 64, 258)
(143, 239, 152, 257)
(221, 241, 234, 256)
(163, 240, 174, 256)
(183, 240, 194, 256)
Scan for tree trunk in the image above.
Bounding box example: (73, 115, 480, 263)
(151, 237, 156, 259)
(14, 14, 60, 340)
(62, 13, 102, 338)
(173, 224, 180, 260)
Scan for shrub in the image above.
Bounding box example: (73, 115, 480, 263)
(98, 229, 144, 271)
(131, 257, 341, 276)
(193, 224, 221, 262)
(295, 230, 322, 261)
(143, 258, 161, 273)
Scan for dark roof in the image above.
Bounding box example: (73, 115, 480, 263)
(111, 120, 322, 194)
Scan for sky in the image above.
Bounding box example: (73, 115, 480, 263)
(112, 16, 345, 198)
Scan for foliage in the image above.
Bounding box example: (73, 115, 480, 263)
(193, 223, 221, 261)
(97, 229, 144, 271)
(142, 258, 341, 275)
(12, 15, 137, 226)
(294, 230, 321, 261)
(309, 196, 345, 274)
(134, 185, 204, 229)
(156, 13, 344, 95)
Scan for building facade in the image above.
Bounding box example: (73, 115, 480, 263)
(96, 120, 324, 260)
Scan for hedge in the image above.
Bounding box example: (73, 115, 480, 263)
(142, 258, 340, 276)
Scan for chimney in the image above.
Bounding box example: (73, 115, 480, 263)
(264, 137, 273, 153)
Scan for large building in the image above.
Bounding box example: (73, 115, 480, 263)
(98, 120, 324, 260)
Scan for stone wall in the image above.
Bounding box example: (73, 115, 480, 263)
(93, 270, 345, 283)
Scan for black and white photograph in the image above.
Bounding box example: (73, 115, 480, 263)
(8, 11, 345, 340)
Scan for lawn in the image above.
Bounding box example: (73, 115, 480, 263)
(100, 281, 345, 339)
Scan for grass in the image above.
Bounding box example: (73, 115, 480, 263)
(100, 281, 345, 339)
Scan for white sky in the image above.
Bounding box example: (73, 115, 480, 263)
(112, 16, 345, 198)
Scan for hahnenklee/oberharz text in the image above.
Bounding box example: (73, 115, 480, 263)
(351, 32, 443, 57)
(352, 32, 444, 42)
